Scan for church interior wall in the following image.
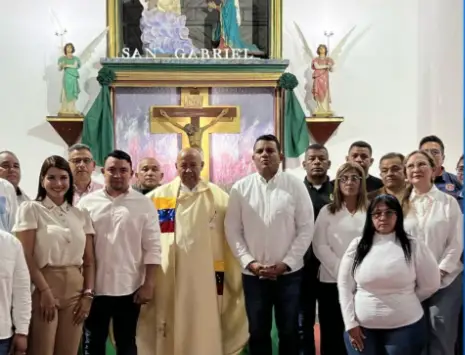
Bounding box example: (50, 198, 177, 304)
(0, 0, 462, 195)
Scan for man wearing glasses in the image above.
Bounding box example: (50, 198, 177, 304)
(68, 144, 103, 204)
(419, 135, 462, 202)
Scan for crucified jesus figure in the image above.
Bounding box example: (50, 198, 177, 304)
(158, 108, 230, 149)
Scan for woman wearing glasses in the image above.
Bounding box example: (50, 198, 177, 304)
(402, 150, 463, 355)
(338, 194, 440, 355)
(312, 162, 368, 354)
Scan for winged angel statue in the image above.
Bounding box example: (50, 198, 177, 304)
(51, 10, 109, 115)
(293, 22, 356, 117)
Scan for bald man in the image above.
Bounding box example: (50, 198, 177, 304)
(133, 157, 164, 194)
(138, 148, 248, 355)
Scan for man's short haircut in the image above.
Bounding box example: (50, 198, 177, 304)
(0, 151, 18, 159)
(419, 135, 445, 153)
(104, 150, 133, 167)
(253, 134, 281, 153)
(379, 152, 405, 164)
(68, 143, 92, 154)
(348, 141, 373, 155)
(457, 154, 463, 167)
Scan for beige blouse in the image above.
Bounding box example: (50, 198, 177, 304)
(12, 197, 94, 268)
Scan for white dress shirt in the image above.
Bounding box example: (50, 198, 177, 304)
(0, 230, 31, 339)
(13, 198, 94, 268)
(338, 234, 440, 331)
(313, 205, 366, 283)
(224, 172, 314, 274)
(404, 185, 463, 288)
(0, 178, 18, 233)
(78, 188, 161, 296)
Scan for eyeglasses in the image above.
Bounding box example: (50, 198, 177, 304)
(338, 175, 362, 183)
(371, 210, 396, 219)
(69, 158, 93, 165)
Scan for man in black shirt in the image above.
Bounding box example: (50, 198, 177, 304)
(346, 140, 383, 192)
(300, 143, 333, 355)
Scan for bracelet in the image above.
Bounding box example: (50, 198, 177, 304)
(82, 289, 95, 298)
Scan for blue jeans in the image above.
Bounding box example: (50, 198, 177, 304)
(344, 317, 427, 355)
(0, 338, 11, 355)
(243, 270, 302, 355)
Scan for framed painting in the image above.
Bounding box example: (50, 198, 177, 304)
(106, 0, 282, 59)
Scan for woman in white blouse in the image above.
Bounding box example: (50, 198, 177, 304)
(13, 156, 95, 355)
(338, 194, 440, 355)
(313, 162, 367, 354)
(402, 150, 463, 355)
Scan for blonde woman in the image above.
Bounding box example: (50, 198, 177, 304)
(313, 162, 368, 354)
(402, 150, 463, 355)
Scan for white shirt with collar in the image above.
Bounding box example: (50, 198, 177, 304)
(77, 187, 162, 296)
(404, 185, 463, 288)
(338, 234, 440, 331)
(12, 197, 94, 268)
(225, 172, 314, 275)
(0, 229, 31, 339)
(313, 205, 366, 283)
(0, 178, 17, 233)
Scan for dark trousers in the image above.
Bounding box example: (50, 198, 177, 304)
(455, 308, 462, 355)
(318, 282, 346, 355)
(243, 270, 302, 355)
(344, 317, 427, 355)
(82, 293, 141, 355)
(299, 249, 319, 355)
(0, 338, 10, 355)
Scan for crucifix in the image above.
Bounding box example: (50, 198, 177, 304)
(150, 88, 241, 180)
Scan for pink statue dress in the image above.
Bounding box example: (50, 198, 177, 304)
(311, 56, 334, 116)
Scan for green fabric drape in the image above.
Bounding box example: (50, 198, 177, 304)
(279, 73, 309, 158)
(81, 67, 116, 166)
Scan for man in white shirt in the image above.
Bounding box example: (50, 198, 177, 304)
(0, 229, 31, 355)
(0, 176, 18, 233)
(225, 134, 314, 355)
(68, 143, 103, 205)
(0, 151, 29, 205)
(78, 150, 161, 355)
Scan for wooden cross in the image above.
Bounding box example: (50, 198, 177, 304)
(150, 88, 241, 180)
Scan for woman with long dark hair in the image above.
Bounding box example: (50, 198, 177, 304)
(338, 194, 440, 355)
(402, 150, 463, 355)
(313, 162, 367, 354)
(12, 156, 96, 355)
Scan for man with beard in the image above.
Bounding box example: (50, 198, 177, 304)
(300, 143, 333, 355)
(225, 135, 314, 355)
(132, 157, 164, 194)
(0, 151, 29, 205)
(368, 152, 407, 201)
(68, 144, 103, 204)
(78, 150, 161, 355)
(345, 141, 383, 192)
(138, 147, 247, 355)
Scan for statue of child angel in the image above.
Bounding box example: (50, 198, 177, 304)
(57, 28, 108, 116)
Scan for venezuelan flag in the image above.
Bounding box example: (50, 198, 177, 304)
(153, 197, 176, 233)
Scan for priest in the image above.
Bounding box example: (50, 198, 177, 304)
(138, 147, 248, 355)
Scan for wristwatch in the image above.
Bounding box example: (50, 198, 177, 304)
(82, 289, 95, 298)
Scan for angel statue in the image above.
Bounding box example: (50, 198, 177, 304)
(208, 0, 259, 52)
(293, 23, 357, 117)
(56, 29, 108, 115)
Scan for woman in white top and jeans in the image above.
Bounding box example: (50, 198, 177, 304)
(313, 162, 367, 354)
(338, 194, 440, 355)
(402, 150, 463, 355)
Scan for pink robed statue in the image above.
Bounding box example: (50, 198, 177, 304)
(311, 44, 334, 116)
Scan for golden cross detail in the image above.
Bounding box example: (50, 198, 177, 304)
(150, 88, 241, 180)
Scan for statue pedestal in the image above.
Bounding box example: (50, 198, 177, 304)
(306, 117, 344, 145)
(46, 115, 84, 146)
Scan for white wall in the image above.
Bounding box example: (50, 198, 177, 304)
(284, 0, 463, 179)
(0, 0, 462, 195)
(0, 0, 106, 196)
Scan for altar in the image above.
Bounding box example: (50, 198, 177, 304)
(110, 58, 288, 188)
